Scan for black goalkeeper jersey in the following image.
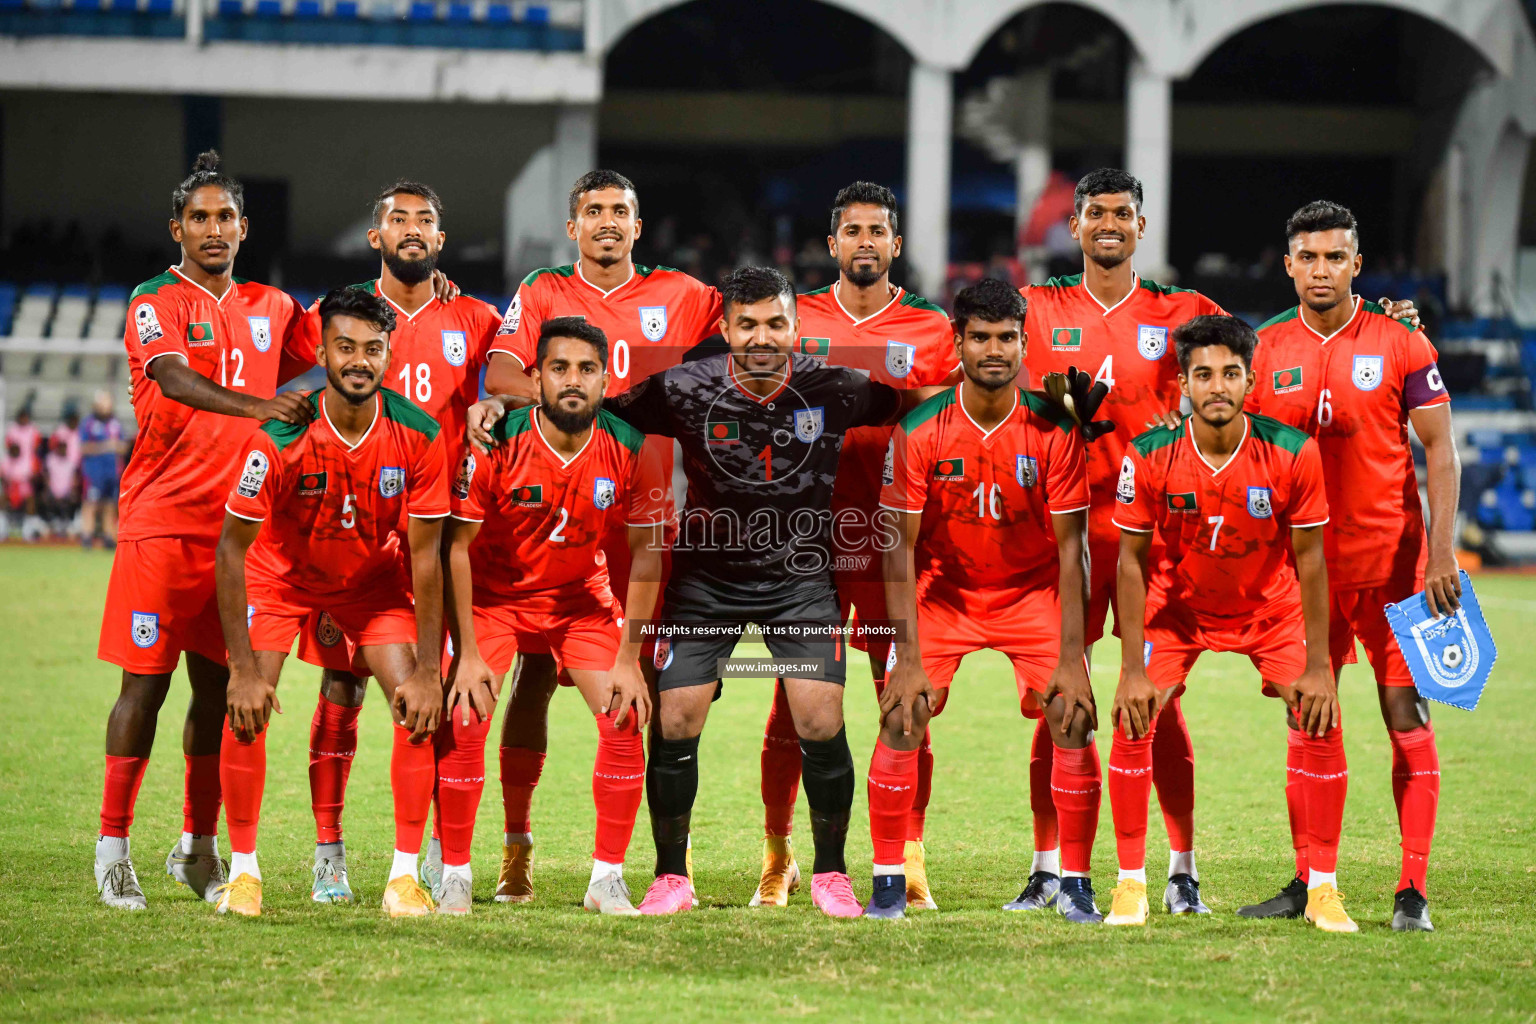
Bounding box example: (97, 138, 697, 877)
(606, 351, 898, 591)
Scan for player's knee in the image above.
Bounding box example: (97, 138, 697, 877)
(320, 669, 368, 708)
(1377, 685, 1430, 731)
(117, 671, 173, 709)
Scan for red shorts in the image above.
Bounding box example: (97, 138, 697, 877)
(1143, 603, 1307, 695)
(1330, 582, 1417, 687)
(1085, 535, 1119, 646)
(905, 585, 1063, 718)
(246, 576, 416, 656)
(460, 586, 621, 676)
(99, 536, 227, 674)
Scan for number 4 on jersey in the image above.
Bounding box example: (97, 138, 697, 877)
(1094, 354, 1115, 390)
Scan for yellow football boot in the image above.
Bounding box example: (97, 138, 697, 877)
(494, 841, 534, 904)
(749, 835, 801, 907)
(214, 873, 262, 918)
(904, 840, 938, 910)
(1305, 883, 1359, 933)
(1105, 879, 1149, 926)
(382, 874, 435, 918)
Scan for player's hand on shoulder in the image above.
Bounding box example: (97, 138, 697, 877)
(432, 269, 460, 304)
(466, 397, 506, 454)
(1045, 657, 1097, 733)
(446, 653, 499, 726)
(1111, 667, 1158, 739)
(1144, 409, 1181, 431)
(1424, 553, 1462, 618)
(1379, 296, 1422, 331)
(606, 657, 651, 731)
(255, 390, 314, 425)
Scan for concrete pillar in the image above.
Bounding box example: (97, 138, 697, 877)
(905, 61, 952, 299)
(1125, 54, 1172, 280)
(1014, 68, 1051, 249)
(504, 103, 597, 288)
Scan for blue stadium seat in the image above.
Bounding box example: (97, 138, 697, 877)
(107, 0, 136, 11)
(0, 0, 26, 10)
(446, 1, 469, 21)
(144, 0, 171, 14)
(333, 0, 357, 13)
(218, 0, 243, 15)
(484, 2, 509, 20)
(72, 0, 105, 11)
(408, 1, 433, 18)
(253, 0, 283, 15)
(294, 0, 320, 16)
(523, 3, 546, 24)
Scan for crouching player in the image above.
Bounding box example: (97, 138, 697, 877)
(1109, 315, 1355, 932)
(870, 279, 1101, 921)
(440, 317, 665, 915)
(213, 287, 449, 917)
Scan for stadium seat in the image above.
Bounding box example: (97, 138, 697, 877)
(144, 0, 172, 14)
(253, 0, 282, 16)
(523, 3, 546, 24)
(0, 283, 17, 335)
(108, 0, 136, 12)
(446, 1, 469, 21)
(218, 0, 243, 15)
(332, 0, 357, 15)
(294, 0, 320, 17)
(86, 286, 128, 340)
(10, 285, 57, 339)
(484, 2, 509, 21)
(51, 286, 92, 341)
(408, 1, 433, 19)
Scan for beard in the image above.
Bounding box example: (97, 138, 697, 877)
(1302, 292, 1344, 314)
(191, 251, 232, 276)
(327, 367, 382, 405)
(1088, 247, 1129, 270)
(382, 245, 437, 285)
(842, 258, 886, 287)
(543, 393, 598, 434)
(969, 365, 1019, 391)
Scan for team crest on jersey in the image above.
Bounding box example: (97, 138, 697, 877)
(1352, 354, 1384, 391)
(497, 292, 522, 336)
(1247, 486, 1273, 519)
(316, 612, 343, 648)
(442, 330, 468, 367)
(236, 449, 269, 498)
(131, 611, 159, 649)
(379, 466, 405, 498)
(795, 406, 825, 443)
(247, 316, 272, 353)
(134, 304, 164, 345)
(639, 306, 668, 342)
(453, 453, 475, 501)
(593, 476, 616, 510)
(1116, 455, 1135, 504)
(1017, 454, 1038, 488)
(1137, 325, 1167, 361)
(1143, 640, 1153, 666)
(885, 340, 916, 379)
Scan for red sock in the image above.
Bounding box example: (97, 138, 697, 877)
(220, 722, 266, 855)
(435, 711, 490, 866)
(1151, 696, 1195, 853)
(99, 755, 149, 838)
(308, 695, 359, 844)
(1285, 728, 1309, 878)
(391, 724, 436, 854)
(592, 711, 645, 863)
(761, 681, 801, 836)
(499, 746, 546, 835)
(867, 740, 919, 865)
(1390, 723, 1440, 893)
(182, 753, 221, 837)
(1029, 719, 1058, 851)
(1300, 727, 1348, 874)
(1108, 727, 1156, 872)
(908, 728, 933, 842)
(1052, 741, 1101, 874)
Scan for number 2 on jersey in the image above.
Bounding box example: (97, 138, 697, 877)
(548, 506, 569, 543)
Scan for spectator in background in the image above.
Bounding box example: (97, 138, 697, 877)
(5, 407, 39, 476)
(42, 432, 80, 538)
(52, 409, 82, 467)
(2, 432, 38, 541)
(79, 391, 124, 549)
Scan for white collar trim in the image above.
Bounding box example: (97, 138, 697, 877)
(1081, 272, 1139, 316)
(170, 265, 235, 306)
(1188, 413, 1248, 476)
(956, 380, 1018, 441)
(377, 280, 436, 322)
(322, 392, 380, 452)
(832, 281, 903, 325)
(1298, 295, 1362, 344)
(533, 407, 594, 466)
(576, 261, 635, 298)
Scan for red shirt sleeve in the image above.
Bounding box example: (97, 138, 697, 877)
(1044, 426, 1090, 514)
(126, 292, 188, 370)
(1403, 330, 1450, 410)
(880, 422, 930, 513)
(913, 317, 958, 387)
(1110, 446, 1157, 533)
(686, 284, 724, 345)
(225, 430, 282, 521)
(624, 446, 669, 526)
(1197, 292, 1228, 317)
(1287, 438, 1330, 528)
(277, 301, 320, 386)
(488, 281, 542, 371)
(406, 430, 450, 519)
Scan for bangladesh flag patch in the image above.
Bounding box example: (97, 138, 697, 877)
(1273, 366, 1303, 394)
(798, 337, 830, 358)
(186, 322, 215, 346)
(934, 457, 965, 481)
(512, 484, 544, 506)
(297, 471, 327, 496)
(706, 420, 740, 443)
(1051, 327, 1081, 349)
(1167, 492, 1198, 513)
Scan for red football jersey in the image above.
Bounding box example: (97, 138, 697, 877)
(1113, 412, 1329, 623)
(1249, 298, 1449, 589)
(450, 407, 666, 603)
(794, 285, 956, 528)
(880, 384, 1089, 602)
(225, 389, 449, 595)
(120, 267, 314, 543)
(490, 262, 722, 395)
(1022, 274, 1225, 549)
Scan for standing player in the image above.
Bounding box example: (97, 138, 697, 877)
(94, 151, 317, 909)
(868, 280, 1099, 921)
(1247, 201, 1458, 932)
(441, 318, 666, 915)
(1111, 314, 1353, 932)
(214, 286, 448, 918)
(472, 170, 721, 901)
(752, 181, 957, 910)
(291, 182, 503, 905)
(80, 391, 126, 548)
(605, 266, 928, 917)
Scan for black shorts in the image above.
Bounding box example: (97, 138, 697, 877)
(655, 573, 847, 691)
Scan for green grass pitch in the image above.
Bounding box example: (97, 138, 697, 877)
(1, 545, 1533, 1022)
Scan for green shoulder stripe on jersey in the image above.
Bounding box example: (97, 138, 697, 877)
(899, 292, 948, 315)
(1362, 299, 1419, 332)
(521, 265, 578, 287)
(1257, 307, 1300, 331)
(129, 271, 178, 301)
(381, 388, 440, 439)
(233, 276, 251, 285)
(898, 388, 956, 435)
(1130, 418, 1185, 457)
(597, 409, 647, 454)
(1248, 412, 1310, 455)
(1138, 278, 1196, 296)
(260, 392, 319, 451)
(1021, 390, 1077, 434)
(346, 279, 378, 295)
(492, 407, 538, 445)
(1041, 273, 1083, 289)
(800, 284, 833, 297)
